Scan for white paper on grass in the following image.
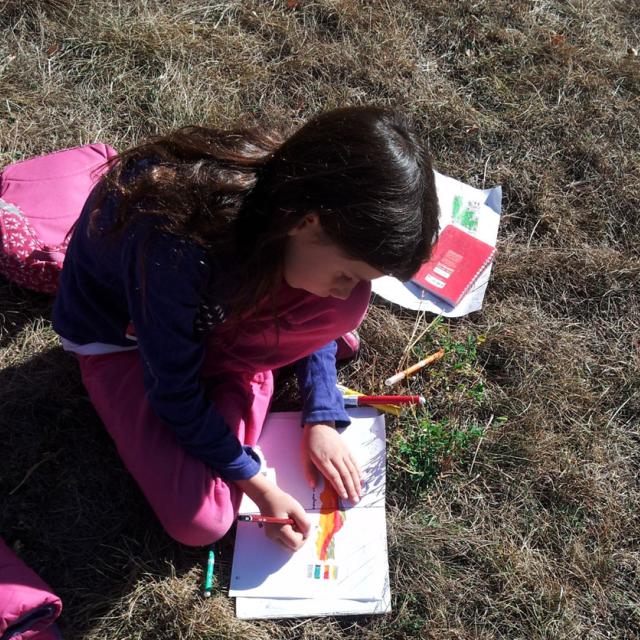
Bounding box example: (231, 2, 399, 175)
(230, 408, 389, 609)
(371, 170, 502, 317)
(230, 508, 387, 600)
(235, 578, 391, 620)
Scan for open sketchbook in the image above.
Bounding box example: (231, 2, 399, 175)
(230, 408, 390, 618)
(371, 170, 502, 316)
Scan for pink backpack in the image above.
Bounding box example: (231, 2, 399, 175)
(0, 143, 117, 294)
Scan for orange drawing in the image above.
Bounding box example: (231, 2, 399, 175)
(315, 484, 346, 560)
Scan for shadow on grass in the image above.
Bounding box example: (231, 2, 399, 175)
(0, 344, 208, 639)
(0, 276, 56, 348)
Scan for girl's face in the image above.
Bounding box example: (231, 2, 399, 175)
(283, 213, 384, 299)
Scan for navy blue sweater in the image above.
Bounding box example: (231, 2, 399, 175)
(53, 185, 351, 481)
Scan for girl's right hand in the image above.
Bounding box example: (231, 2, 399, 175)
(234, 473, 311, 551)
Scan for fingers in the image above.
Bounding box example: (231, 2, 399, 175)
(266, 522, 308, 552)
(278, 525, 306, 551)
(333, 457, 359, 503)
(318, 458, 357, 503)
(316, 459, 348, 500)
(304, 424, 365, 503)
(346, 453, 363, 495)
(262, 501, 311, 552)
(313, 452, 363, 503)
(264, 525, 304, 551)
(289, 502, 312, 538)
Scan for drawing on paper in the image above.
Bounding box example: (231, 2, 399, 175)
(230, 410, 389, 606)
(452, 194, 480, 232)
(306, 563, 339, 580)
(315, 483, 346, 561)
(303, 484, 346, 581)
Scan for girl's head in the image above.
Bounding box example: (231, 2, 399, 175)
(94, 106, 439, 318)
(283, 213, 385, 299)
(239, 106, 439, 302)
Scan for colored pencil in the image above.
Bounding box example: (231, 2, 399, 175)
(237, 514, 296, 525)
(384, 348, 445, 386)
(203, 547, 215, 598)
(342, 394, 425, 406)
(336, 384, 401, 416)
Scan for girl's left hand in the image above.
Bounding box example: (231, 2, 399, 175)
(301, 422, 362, 503)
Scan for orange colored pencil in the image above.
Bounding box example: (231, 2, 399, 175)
(384, 348, 445, 386)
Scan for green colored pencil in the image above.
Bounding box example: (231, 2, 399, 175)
(203, 547, 215, 597)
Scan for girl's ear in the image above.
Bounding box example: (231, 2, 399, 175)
(287, 212, 320, 236)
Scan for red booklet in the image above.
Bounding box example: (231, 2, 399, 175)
(411, 225, 496, 306)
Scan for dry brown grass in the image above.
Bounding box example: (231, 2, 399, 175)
(1, 1, 639, 638)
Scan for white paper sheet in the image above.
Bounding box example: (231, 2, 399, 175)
(231, 409, 390, 617)
(371, 170, 502, 316)
(230, 508, 387, 599)
(235, 578, 391, 619)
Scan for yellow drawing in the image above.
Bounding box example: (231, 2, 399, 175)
(315, 483, 346, 561)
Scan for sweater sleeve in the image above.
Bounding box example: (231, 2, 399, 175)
(122, 226, 261, 481)
(294, 340, 350, 428)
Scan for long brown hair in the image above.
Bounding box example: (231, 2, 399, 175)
(89, 106, 439, 322)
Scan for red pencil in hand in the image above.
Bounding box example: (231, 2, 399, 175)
(237, 514, 296, 525)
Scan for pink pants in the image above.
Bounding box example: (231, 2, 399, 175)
(76, 282, 370, 546)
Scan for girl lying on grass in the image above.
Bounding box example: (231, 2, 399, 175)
(53, 106, 439, 551)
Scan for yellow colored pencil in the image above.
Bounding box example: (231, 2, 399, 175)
(337, 384, 402, 416)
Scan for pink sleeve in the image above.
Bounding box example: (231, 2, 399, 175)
(0, 538, 62, 640)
